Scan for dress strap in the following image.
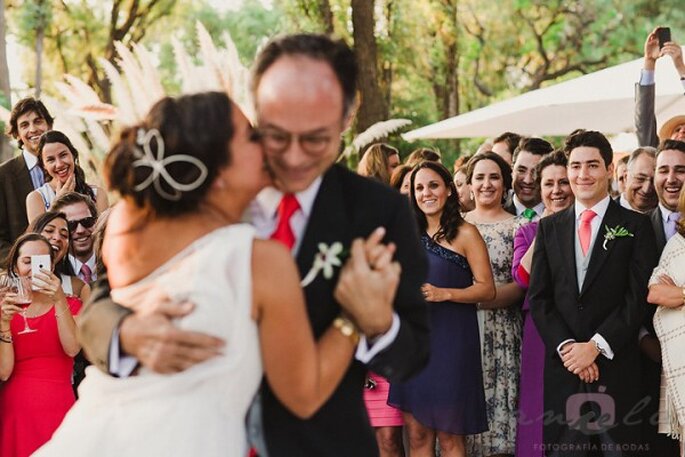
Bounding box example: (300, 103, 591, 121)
(60, 274, 74, 296)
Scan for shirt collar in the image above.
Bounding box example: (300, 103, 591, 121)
(659, 202, 680, 221)
(254, 176, 323, 220)
(575, 195, 611, 221)
(22, 149, 38, 169)
(69, 253, 96, 271)
(513, 194, 545, 217)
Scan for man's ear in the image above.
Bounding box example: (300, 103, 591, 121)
(342, 92, 361, 133)
(607, 162, 615, 176)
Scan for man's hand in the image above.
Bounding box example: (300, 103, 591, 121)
(661, 41, 685, 77)
(578, 362, 600, 383)
(561, 341, 599, 375)
(119, 299, 225, 374)
(644, 28, 661, 68)
(334, 227, 401, 339)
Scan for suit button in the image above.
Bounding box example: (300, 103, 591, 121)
(577, 303, 584, 310)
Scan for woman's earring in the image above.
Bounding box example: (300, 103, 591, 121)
(469, 191, 475, 201)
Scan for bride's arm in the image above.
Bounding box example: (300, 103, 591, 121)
(252, 240, 356, 419)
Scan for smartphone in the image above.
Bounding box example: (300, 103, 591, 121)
(30, 255, 52, 291)
(657, 27, 671, 48)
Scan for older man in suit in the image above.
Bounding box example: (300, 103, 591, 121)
(529, 130, 657, 456)
(0, 98, 53, 263)
(79, 34, 429, 457)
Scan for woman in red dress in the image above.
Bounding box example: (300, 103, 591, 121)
(0, 233, 82, 457)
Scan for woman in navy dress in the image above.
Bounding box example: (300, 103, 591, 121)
(389, 161, 495, 457)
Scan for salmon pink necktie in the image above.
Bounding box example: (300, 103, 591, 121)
(270, 194, 300, 249)
(578, 209, 597, 256)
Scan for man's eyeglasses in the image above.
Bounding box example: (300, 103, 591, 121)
(67, 216, 97, 232)
(250, 127, 334, 155)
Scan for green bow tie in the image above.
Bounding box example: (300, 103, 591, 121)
(522, 208, 537, 221)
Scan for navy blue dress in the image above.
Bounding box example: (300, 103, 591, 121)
(388, 234, 488, 435)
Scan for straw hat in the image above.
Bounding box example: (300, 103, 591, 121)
(658, 115, 685, 141)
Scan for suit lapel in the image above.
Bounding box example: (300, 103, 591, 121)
(580, 200, 621, 297)
(556, 206, 579, 296)
(296, 166, 349, 284)
(649, 207, 666, 252)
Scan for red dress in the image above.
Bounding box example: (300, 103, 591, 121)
(0, 297, 82, 457)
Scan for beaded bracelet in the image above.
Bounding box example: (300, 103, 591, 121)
(0, 334, 13, 344)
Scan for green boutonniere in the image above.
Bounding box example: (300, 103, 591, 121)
(602, 225, 633, 250)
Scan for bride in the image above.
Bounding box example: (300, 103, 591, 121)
(35, 91, 400, 456)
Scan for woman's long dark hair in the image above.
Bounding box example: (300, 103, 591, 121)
(410, 161, 464, 243)
(38, 130, 97, 203)
(26, 210, 75, 277)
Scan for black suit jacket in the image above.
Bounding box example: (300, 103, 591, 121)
(648, 206, 667, 253)
(529, 200, 657, 452)
(0, 154, 34, 264)
(80, 165, 429, 457)
(262, 165, 429, 457)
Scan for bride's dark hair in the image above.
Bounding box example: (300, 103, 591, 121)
(105, 91, 235, 216)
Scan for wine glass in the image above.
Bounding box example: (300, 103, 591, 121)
(11, 276, 35, 334)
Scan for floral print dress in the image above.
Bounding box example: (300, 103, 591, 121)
(466, 216, 524, 456)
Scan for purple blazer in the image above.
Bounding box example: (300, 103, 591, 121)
(511, 221, 539, 313)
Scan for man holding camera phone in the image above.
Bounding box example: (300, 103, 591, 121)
(633, 26, 683, 457)
(635, 27, 685, 148)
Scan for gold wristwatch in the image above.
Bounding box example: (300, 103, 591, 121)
(333, 315, 360, 346)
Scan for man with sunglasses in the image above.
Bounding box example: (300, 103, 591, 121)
(51, 192, 98, 284)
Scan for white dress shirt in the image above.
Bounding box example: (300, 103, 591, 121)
(69, 253, 97, 283)
(249, 179, 400, 363)
(659, 203, 681, 241)
(512, 195, 545, 220)
(556, 196, 614, 360)
(23, 149, 44, 189)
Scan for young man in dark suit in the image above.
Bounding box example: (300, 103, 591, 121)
(529, 130, 658, 456)
(0, 97, 53, 263)
(640, 139, 685, 456)
(78, 34, 428, 457)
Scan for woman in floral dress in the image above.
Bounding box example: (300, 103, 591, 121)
(464, 152, 525, 457)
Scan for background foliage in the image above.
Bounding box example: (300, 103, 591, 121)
(4, 0, 685, 167)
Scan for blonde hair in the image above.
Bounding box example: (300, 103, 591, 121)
(358, 144, 394, 184)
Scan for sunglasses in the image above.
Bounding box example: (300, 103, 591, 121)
(67, 216, 97, 232)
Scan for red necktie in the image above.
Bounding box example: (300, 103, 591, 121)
(270, 194, 300, 249)
(80, 264, 93, 284)
(578, 209, 597, 256)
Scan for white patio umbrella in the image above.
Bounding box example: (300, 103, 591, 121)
(403, 48, 685, 140)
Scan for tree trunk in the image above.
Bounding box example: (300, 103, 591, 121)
(351, 0, 388, 131)
(35, 25, 44, 98)
(0, 0, 11, 162)
(317, 0, 334, 34)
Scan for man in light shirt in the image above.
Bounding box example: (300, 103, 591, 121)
(529, 130, 657, 456)
(51, 192, 98, 284)
(635, 28, 685, 148)
(0, 97, 53, 263)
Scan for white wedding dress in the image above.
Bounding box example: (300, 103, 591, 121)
(35, 224, 263, 456)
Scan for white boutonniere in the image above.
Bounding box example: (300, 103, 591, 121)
(602, 225, 633, 250)
(301, 242, 346, 287)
